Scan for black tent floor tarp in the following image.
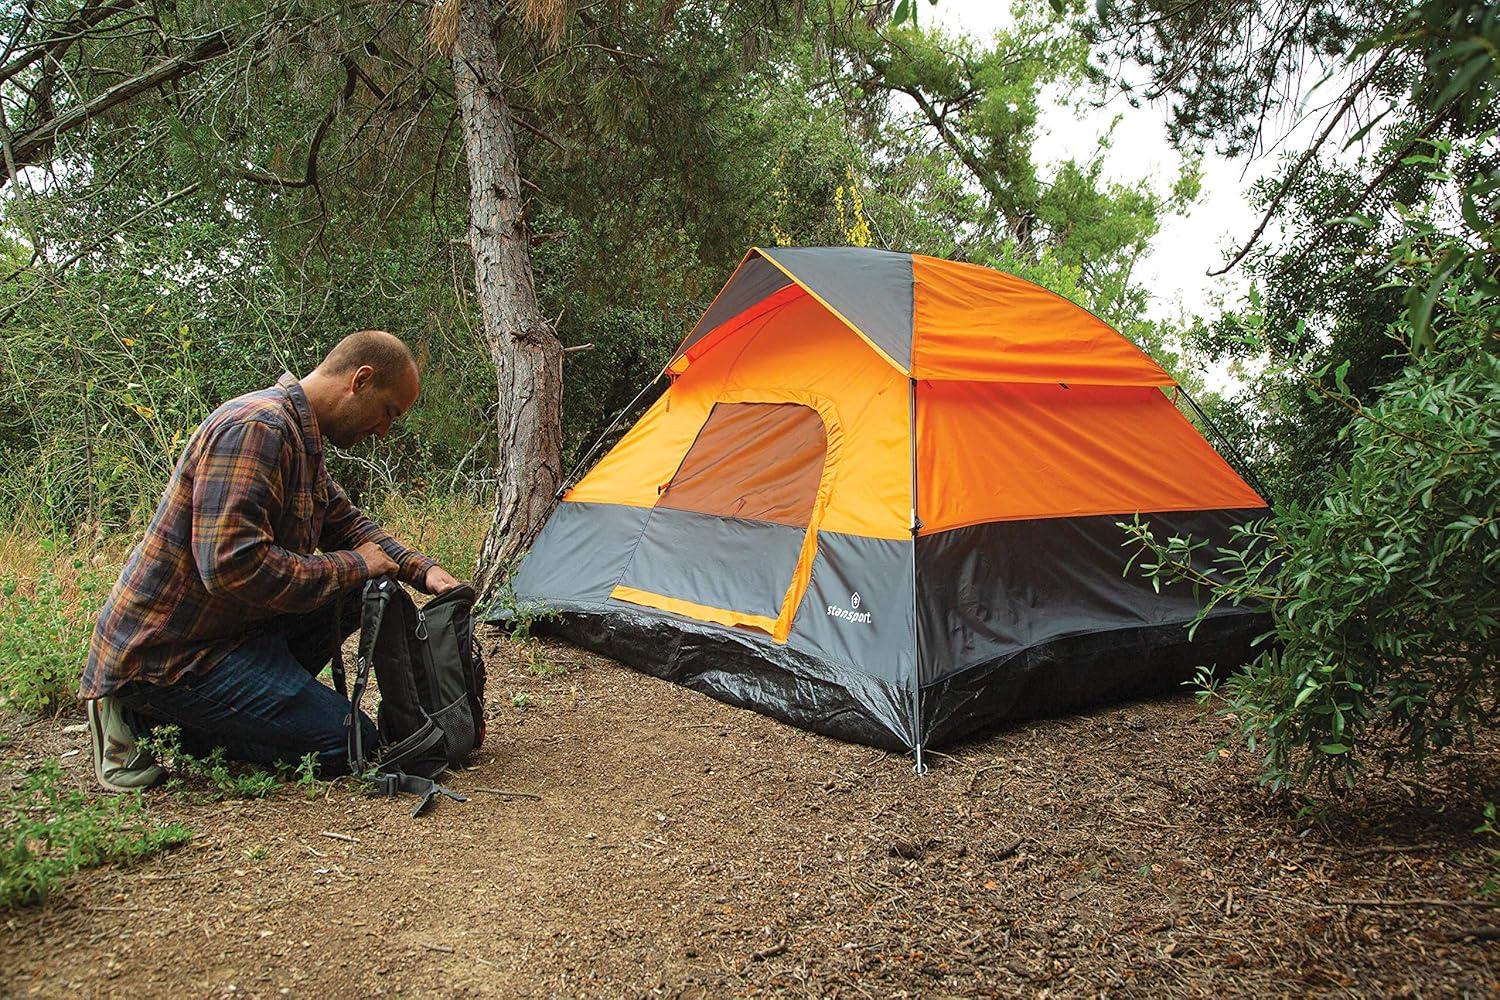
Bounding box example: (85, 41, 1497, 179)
(494, 601, 1270, 753)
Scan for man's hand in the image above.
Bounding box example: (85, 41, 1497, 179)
(354, 540, 400, 579)
(423, 564, 461, 594)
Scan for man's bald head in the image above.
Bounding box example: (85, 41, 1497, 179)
(301, 330, 421, 448)
(316, 329, 418, 387)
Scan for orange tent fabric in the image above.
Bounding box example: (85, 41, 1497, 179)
(910, 255, 1172, 385)
(669, 247, 1174, 386)
(917, 381, 1264, 532)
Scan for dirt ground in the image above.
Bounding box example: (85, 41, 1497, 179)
(3, 631, 1497, 998)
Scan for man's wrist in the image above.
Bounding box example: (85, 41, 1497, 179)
(406, 555, 439, 589)
(334, 547, 373, 586)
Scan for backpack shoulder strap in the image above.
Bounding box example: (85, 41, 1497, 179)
(347, 576, 397, 773)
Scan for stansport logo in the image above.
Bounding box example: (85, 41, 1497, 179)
(826, 591, 872, 624)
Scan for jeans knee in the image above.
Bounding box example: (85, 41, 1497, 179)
(314, 712, 378, 777)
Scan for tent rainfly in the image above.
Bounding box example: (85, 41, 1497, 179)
(495, 246, 1270, 765)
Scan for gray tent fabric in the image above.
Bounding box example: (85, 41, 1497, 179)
(617, 509, 807, 620)
(508, 501, 650, 605)
(758, 247, 915, 370)
(673, 255, 793, 360)
(914, 507, 1269, 686)
(671, 248, 916, 372)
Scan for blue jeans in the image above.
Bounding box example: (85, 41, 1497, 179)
(114, 589, 379, 776)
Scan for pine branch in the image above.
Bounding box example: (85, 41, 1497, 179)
(1, 29, 232, 186)
(0, 0, 144, 88)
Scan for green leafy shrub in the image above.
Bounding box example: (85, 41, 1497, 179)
(0, 543, 113, 715)
(1122, 153, 1499, 792)
(1, 760, 192, 909)
(485, 575, 559, 640)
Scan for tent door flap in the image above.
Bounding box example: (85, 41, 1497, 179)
(611, 400, 829, 639)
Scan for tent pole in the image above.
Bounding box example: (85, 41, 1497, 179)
(551, 368, 666, 508)
(907, 376, 927, 775)
(1176, 385, 1275, 508)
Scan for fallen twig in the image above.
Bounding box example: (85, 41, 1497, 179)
(422, 943, 455, 954)
(1326, 898, 1500, 910)
(965, 763, 1009, 795)
(473, 787, 542, 800)
(1442, 927, 1500, 941)
(991, 835, 1023, 861)
(751, 941, 788, 961)
(137, 864, 236, 882)
(1112, 766, 1177, 794)
(319, 830, 360, 843)
(1343, 842, 1439, 858)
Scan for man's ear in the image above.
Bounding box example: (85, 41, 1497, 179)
(350, 365, 376, 394)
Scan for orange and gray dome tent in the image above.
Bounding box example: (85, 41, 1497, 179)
(496, 246, 1270, 765)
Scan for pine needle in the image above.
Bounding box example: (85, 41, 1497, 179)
(516, 0, 571, 49)
(428, 0, 458, 55)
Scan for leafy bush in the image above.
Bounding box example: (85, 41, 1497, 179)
(0, 540, 114, 715)
(1122, 153, 1499, 792)
(484, 573, 560, 640)
(1, 761, 192, 909)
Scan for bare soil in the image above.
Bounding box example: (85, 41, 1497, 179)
(3, 632, 1497, 998)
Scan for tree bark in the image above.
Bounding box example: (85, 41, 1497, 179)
(452, 0, 563, 604)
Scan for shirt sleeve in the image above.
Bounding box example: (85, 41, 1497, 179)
(318, 475, 437, 589)
(190, 419, 371, 611)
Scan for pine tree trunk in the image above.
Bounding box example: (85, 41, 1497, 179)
(452, 0, 563, 604)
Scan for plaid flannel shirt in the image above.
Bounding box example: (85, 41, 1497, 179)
(80, 374, 435, 700)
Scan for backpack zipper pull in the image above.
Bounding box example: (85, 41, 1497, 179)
(415, 609, 428, 640)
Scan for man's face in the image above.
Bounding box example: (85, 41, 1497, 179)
(325, 364, 419, 448)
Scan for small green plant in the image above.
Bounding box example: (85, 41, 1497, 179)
(511, 691, 532, 710)
(1479, 803, 1499, 898)
(519, 637, 568, 677)
(1, 760, 192, 909)
(292, 751, 322, 799)
(244, 845, 269, 860)
(140, 727, 326, 801)
(487, 577, 559, 641)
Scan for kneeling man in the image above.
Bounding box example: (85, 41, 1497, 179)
(80, 330, 461, 790)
